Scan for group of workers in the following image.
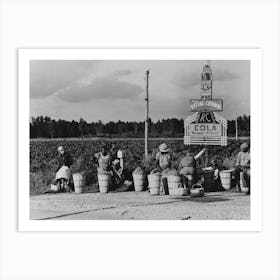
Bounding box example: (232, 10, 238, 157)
(54, 142, 250, 195)
(54, 144, 124, 191)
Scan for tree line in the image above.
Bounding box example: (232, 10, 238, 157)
(30, 115, 250, 138)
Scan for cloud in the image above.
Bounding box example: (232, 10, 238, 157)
(30, 60, 99, 99)
(214, 69, 240, 81)
(113, 69, 135, 76)
(172, 71, 200, 89)
(56, 76, 143, 102)
(172, 68, 240, 89)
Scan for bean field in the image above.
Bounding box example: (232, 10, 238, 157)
(30, 138, 249, 194)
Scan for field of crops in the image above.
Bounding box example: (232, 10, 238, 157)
(30, 138, 249, 194)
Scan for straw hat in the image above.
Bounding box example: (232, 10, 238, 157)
(159, 143, 169, 153)
(240, 143, 249, 151)
(57, 146, 64, 152)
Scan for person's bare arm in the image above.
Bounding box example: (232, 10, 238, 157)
(194, 148, 206, 160)
(178, 158, 182, 170)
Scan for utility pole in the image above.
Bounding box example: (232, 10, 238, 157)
(145, 70, 150, 161)
(235, 104, 238, 141)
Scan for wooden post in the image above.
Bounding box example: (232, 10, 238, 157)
(235, 104, 238, 141)
(145, 70, 149, 161)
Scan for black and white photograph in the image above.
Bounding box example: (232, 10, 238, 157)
(28, 56, 251, 221)
(2, 1, 280, 280)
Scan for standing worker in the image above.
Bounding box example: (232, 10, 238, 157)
(234, 143, 250, 194)
(55, 145, 73, 192)
(178, 148, 206, 190)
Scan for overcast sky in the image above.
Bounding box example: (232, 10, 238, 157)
(30, 60, 250, 122)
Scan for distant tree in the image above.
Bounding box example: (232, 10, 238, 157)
(29, 114, 250, 138)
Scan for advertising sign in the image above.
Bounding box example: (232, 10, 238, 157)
(189, 99, 223, 112)
(189, 123, 222, 137)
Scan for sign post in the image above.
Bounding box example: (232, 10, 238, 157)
(184, 61, 228, 146)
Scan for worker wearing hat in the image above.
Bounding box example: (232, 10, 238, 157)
(151, 143, 172, 174)
(234, 143, 250, 194)
(150, 143, 172, 194)
(55, 145, 73, 192)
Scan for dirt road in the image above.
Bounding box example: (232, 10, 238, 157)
(30, 191, 250, 220)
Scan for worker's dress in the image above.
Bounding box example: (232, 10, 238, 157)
(95, 152, 112, 173)
(56, 166, 71, 181)
(55, 151, 73, 181)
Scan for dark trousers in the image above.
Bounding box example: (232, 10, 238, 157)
(234, 166, 250, 192)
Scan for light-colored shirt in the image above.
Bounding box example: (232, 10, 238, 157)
(236, 151, 250, 167)
(95, 152, 112, 171)
(156, 152, 172, 170)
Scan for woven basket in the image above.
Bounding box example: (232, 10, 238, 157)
(190, 183, 204, 197)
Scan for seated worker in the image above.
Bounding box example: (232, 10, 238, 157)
(210, 158, 222, 190)
(95, 145, 124, 189)
(94, 145, 112, 173)
(150, 143, 172, 194)
(178, 148, 206, 190)
(234, 143, 250, 194)
(151, 143, 172, 174)
(112, 159, 124, 186)
(55, 145, 73, 192)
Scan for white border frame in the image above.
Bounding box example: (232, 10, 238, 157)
(18, 48, 262, 232)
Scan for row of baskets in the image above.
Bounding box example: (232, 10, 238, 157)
(72, 172, 203, 196)
(72, 169, 248, 195)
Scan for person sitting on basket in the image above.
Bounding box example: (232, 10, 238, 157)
(150, 143, 172, 194)
(55, 145, 73, 192)
(234, 143, 250, 194)
(151, 143, 172, 174)
(178, 148, 206, 191)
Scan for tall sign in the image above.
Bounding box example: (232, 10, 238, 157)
(200, 60, 212, 99)
(184, 61, 228, 146)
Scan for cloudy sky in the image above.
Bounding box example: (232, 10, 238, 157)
(30, 60, 250, 122)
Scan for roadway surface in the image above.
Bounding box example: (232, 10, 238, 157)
(30, 191, 250, 220)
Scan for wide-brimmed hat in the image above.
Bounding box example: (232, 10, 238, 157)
(240, 143, 249, 151)
(57, 146, 64, 152)
(159, 143, 169, 153)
